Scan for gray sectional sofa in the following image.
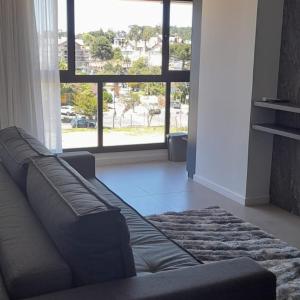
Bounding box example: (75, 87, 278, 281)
(0, 126, 276, 300)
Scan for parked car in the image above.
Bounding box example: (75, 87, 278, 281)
(61, 105, 75, 116)
(171, 101, 181, 109)
(149, 108, 161, 115)
(71, 118, 96, 128)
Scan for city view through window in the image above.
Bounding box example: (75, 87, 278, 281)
(59, 0, 192, 150)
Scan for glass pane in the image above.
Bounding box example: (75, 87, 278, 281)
(169, 1, 193, 71)
(74, 0, 163, 75)
(103, 83, 166, 146)
(58, 0, 68, 70)
(60, 83, 98, 149)
(170, 82, 190, 133)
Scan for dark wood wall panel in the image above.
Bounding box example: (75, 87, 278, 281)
(270, 0, 300, 215)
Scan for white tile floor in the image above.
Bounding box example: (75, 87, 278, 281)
(96, 161, 300, 249)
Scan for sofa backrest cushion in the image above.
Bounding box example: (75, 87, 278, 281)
(0, 163, 72, 299)
(26, 156, 136, 286)
(0, 126, 52, 191)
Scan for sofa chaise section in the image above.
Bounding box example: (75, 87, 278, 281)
(0, 126, 276, 300)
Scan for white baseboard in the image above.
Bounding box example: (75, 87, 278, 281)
(194, 175, 270, 206)
(194, 175, 246, 205)
(95, 149, 168, 167)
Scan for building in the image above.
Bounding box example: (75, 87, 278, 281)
(58, 37, 91, 73)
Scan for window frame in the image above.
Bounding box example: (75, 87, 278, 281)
(60, 0, 191, 153)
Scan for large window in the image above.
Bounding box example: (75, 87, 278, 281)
(74, 0, 163, 75)
(103, 82, 166, 146)
(59, 0, 192, 152)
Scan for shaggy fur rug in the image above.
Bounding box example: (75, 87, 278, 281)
(147, 207, 300, 300)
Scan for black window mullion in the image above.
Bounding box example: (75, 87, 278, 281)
(162, 0, 170, 78)
(67, 0, 75, 73)
(98, 82, 103, 149)
(165, 82, 171, 140)
(59, 73, 189, 83)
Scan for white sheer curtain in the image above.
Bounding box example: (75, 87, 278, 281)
(35, 0, 62, 152)
(0, 0, 62, 152)
(0, 0, 44, 141)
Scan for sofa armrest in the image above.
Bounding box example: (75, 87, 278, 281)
(25, 258, 276, 300)
(57, 151, 95, 178)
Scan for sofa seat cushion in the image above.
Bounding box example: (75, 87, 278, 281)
(0, 127, 52, 191)
(0, 163, 72, 299)
(27, 156, 136, 286)
(88, 178, 200, 276)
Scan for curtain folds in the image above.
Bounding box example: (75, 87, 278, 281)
(35, 0, 62, 152)
(0, 1, 44, 141)
(0, 0, 62, 152)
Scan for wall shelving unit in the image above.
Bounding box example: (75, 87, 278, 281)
(254, 101, 300, 113)
(252, 100, 300, 141)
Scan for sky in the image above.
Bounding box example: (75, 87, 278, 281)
(58, 0, 193, 33)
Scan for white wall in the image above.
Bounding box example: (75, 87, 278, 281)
(193, 0, 284, 205)
(194, 0, 259, 204)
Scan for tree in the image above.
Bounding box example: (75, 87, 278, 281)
(102, 62, 123, 75)
(103, 89, 113, 111)
(128, 57, 148, 75)
(89, 29, 105, 37)
(61, 83, 76, 95)
(103, 90, 113, 103)
(141, 26, 155, 50)
(175, 83, 190, 104)
(105, 30, 116, 43)
(169, 43, 191, 69)
(123, 92, 140, 112)
(128, 82, 142, 92)
(170, 26, 192, 41)
(145, 82, 165, 96)
(73, 84, 97, 119)
(82, 33, 95, 47)
(91, 36, 113, 61)
(128, 25, 142, 47)
(113, 48, 123, 60)
(86, 29, 114, 41)
(61, 83, 76, 105)
(59, 58, 68, 70)
(128, 57, 160, 75)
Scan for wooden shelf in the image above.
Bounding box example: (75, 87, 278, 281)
(252, 123, 300, 141)
(254, 101, 300, 114)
